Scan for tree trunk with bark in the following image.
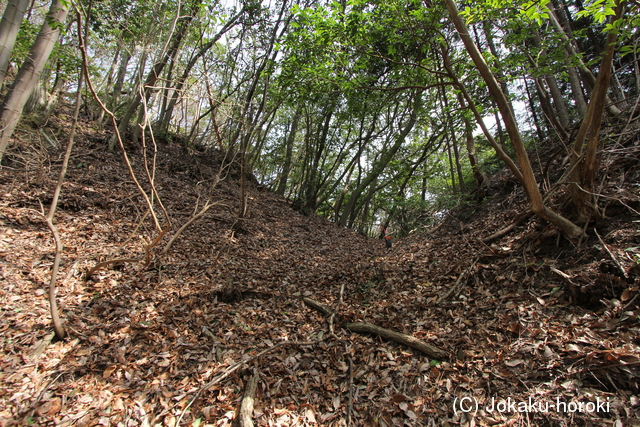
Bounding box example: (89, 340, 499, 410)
(276, 107, 301, 195)
(339, 90, 423, 226)
(548, 7, 621, 116)
(0, 0, 69, 163)
(534, 77, 568, 140)
(545, 75, 570, 128)
(569, 0, 625, 223)
(445, 0, 584, 240)
(108, 1, 199, 151)
(0, 0, 29, 87)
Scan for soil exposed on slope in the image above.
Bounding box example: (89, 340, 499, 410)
(1, 108, 639, 426)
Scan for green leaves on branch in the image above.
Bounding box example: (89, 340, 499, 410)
(575, 0, 618, 24)
(459, 0, 550, 25)
(519, 0, 550, 25)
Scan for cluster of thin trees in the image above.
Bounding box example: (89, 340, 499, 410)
(1, 0, 639, 237)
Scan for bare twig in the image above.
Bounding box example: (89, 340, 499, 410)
(615, 95, 640, 149)
(175, 340, 317, 426)
(346, 355, 353, 427)
(622, 293, 639, 313)
(42, 19, 87, 339)
(162, 171, 231, 254)
(75, 6, 163, 232)
(595, 229, 628, 279)
(140, 92, 170, 226)
(161, 200, 215, 254)
(84, 226, 171, 280)
(437, 257, 479, 304)
(482, 211, 533, 244)
(24, 371, 65, 421)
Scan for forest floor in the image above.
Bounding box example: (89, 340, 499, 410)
(1, 108, 640, 427)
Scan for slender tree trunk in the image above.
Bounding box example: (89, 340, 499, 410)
(112, 48, 130, 102)
(108, 0, 199, 151)
(351, 175, 378, 229)
(97, 42, 119, 103)
(276, 107, 301, 195)
(294, 116, 312, 209)
(634, 39, 640, 93)
(383, 136, 438, 230)
(157, 6, 246, 134)
(456, 93, 489, 190)
(567, 63, 588, 115)
(421, 163, 428, 201)
(0, 0, 29, 87)
(157, 53, 176, 130)
(482, 21, 514, 112)
(441, 45, 524, 184)
(339, 90, 423, 226)
(0, 0, 69, 163)
(545, 75, 570, 128)
(445, 0, 584, 240)
(451, 131, 465, 193)
(531, 29, 577, 123)
(304, 106, 333, 213)
(569, 0, 625, 222)
(44, 11, 90, 340)
(523, 78, 546, 142)
(101, 44, 131, 126)
(446, 138, 456, 193)
(472, 24, 508, 145)
(232, 1, 290, 220)
(44, 74, 66, 120)
(535, 77, 568, 140)
(548, 7, 621, 116)
(441, 87, 465, 193)
(609, 65, 627, 109)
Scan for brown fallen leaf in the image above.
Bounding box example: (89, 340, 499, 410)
(103, 365, 117, 378)
(36, 398, 62, 417)
(504, 358, 524, 367)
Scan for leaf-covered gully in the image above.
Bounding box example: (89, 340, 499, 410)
(0, 112, 638, 426)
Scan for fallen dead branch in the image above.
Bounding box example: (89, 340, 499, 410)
(436, 257, 479, 304)
(302, 297, 448, 360)
(345, 322, 448, 360)
(550, 266, 579, 302)
(302, 297, 334, 317)
(595, 229, 628, 279)
(239, 373, 259, 427)
(482, 210, 533, 244)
